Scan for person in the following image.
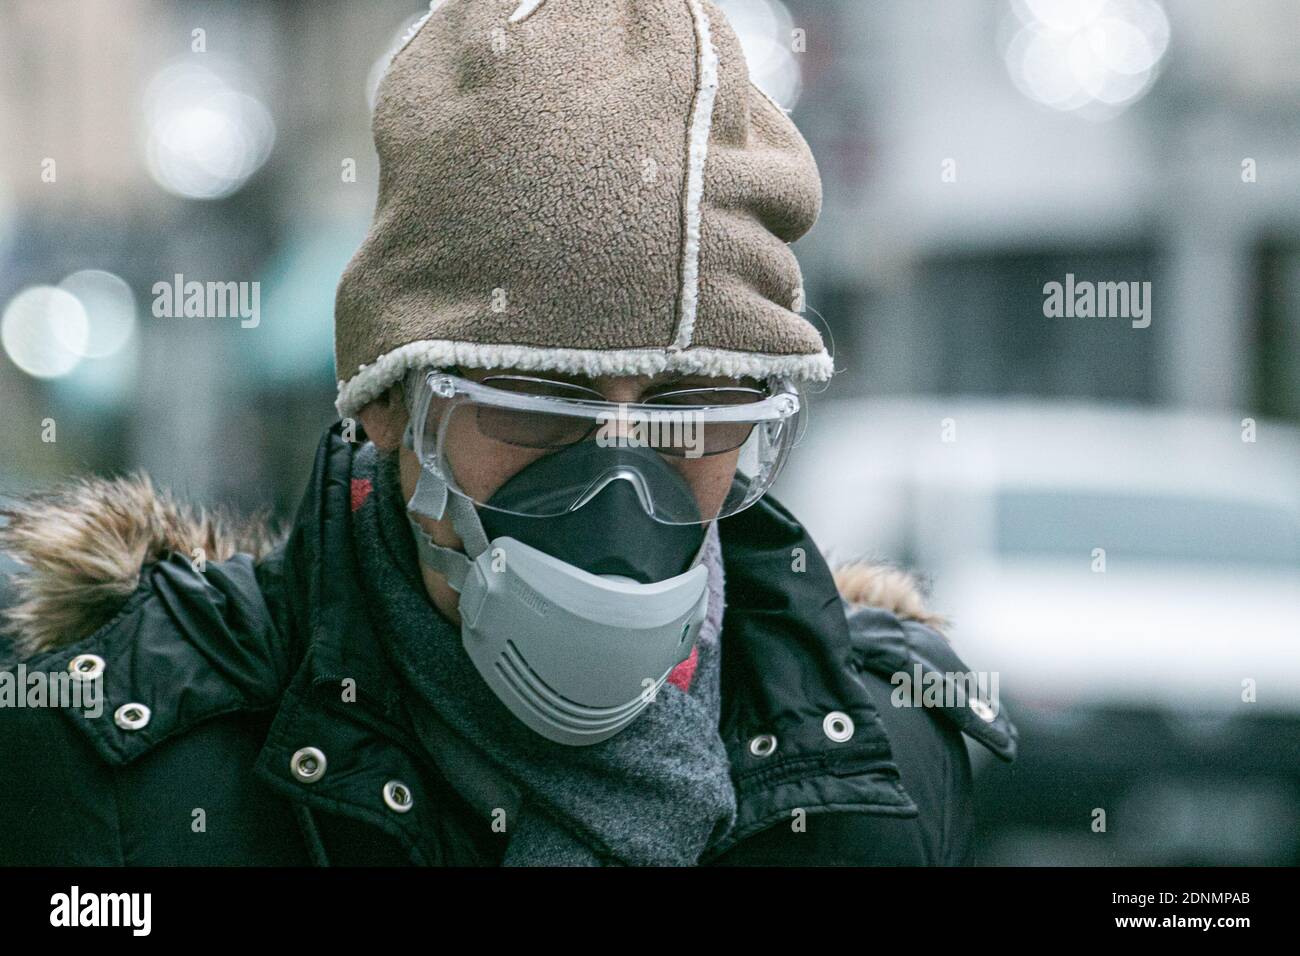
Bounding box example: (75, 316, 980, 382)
(0, 0, 1016, 866)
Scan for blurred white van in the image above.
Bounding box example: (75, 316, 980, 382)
(779, 396, 1300, 708)
(776, 396, 1300, 863)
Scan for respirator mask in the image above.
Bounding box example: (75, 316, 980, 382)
(400, 367, 802, 746)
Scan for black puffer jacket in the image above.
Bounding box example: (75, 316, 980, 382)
(0, 424, 1017, 865)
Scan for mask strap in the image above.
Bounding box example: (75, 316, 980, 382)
(402, 420, 491, 593)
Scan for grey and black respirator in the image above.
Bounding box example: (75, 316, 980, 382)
(400, 368, 801, 746)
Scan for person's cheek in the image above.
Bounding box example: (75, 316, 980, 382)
(674, 450, 741, 521)
(441, 411, 550, 502)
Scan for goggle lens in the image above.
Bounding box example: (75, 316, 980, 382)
(415, 373, 799, 525)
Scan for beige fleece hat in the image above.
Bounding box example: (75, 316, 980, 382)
(334, 0, 832, 420)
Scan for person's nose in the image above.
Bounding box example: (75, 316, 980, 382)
(595, 379, 643, 404)
(591, 379, 644, 440)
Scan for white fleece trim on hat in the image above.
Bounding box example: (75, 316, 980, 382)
(334, 340, 834, 420)
(670, 0, 721, 352)
(509, 0, 548, 23)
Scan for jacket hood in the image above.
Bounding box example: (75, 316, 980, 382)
(333, 0, 832, 420)
(0, 475, 283, 659)
(0, 473, 939, 659)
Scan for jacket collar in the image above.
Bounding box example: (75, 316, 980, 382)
(249, 426, 449, 862)
(707, 488, 917, 856)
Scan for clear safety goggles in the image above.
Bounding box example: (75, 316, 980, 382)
(405, 369, 804, 525)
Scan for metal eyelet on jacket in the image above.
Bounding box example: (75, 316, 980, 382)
(290, 747, 327, 784)
(382, 780, 414, 813)
(114, 703, 151, 731)
(67, 654, 105, 681)
(969, 698, 997, 723)
(822, 711, 855, 743)
(748, 734, 778, 758)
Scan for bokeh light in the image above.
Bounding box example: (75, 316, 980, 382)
(1005, 0, 1171, 116)
(143, 62, 276, 200)
(1, 286, 89, 379)
(714, 0, 803, 109)
(56, 270, 136, 359)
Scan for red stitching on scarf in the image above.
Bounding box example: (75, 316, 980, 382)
(350, 478, 373, 512)
(667, 645, 698, 692)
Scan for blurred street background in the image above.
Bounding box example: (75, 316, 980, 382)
(2, 0, 1298, 864)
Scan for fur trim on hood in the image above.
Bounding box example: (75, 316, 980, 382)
(0, 475, 284, 659)
(0, 475, 941, 658)
(832, 562, 949, 633)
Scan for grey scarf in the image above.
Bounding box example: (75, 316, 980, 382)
(350, 442, 737, 866)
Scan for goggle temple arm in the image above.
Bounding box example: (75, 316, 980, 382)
(401, 419, 450, 522)
(399, 376, 491, 590)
